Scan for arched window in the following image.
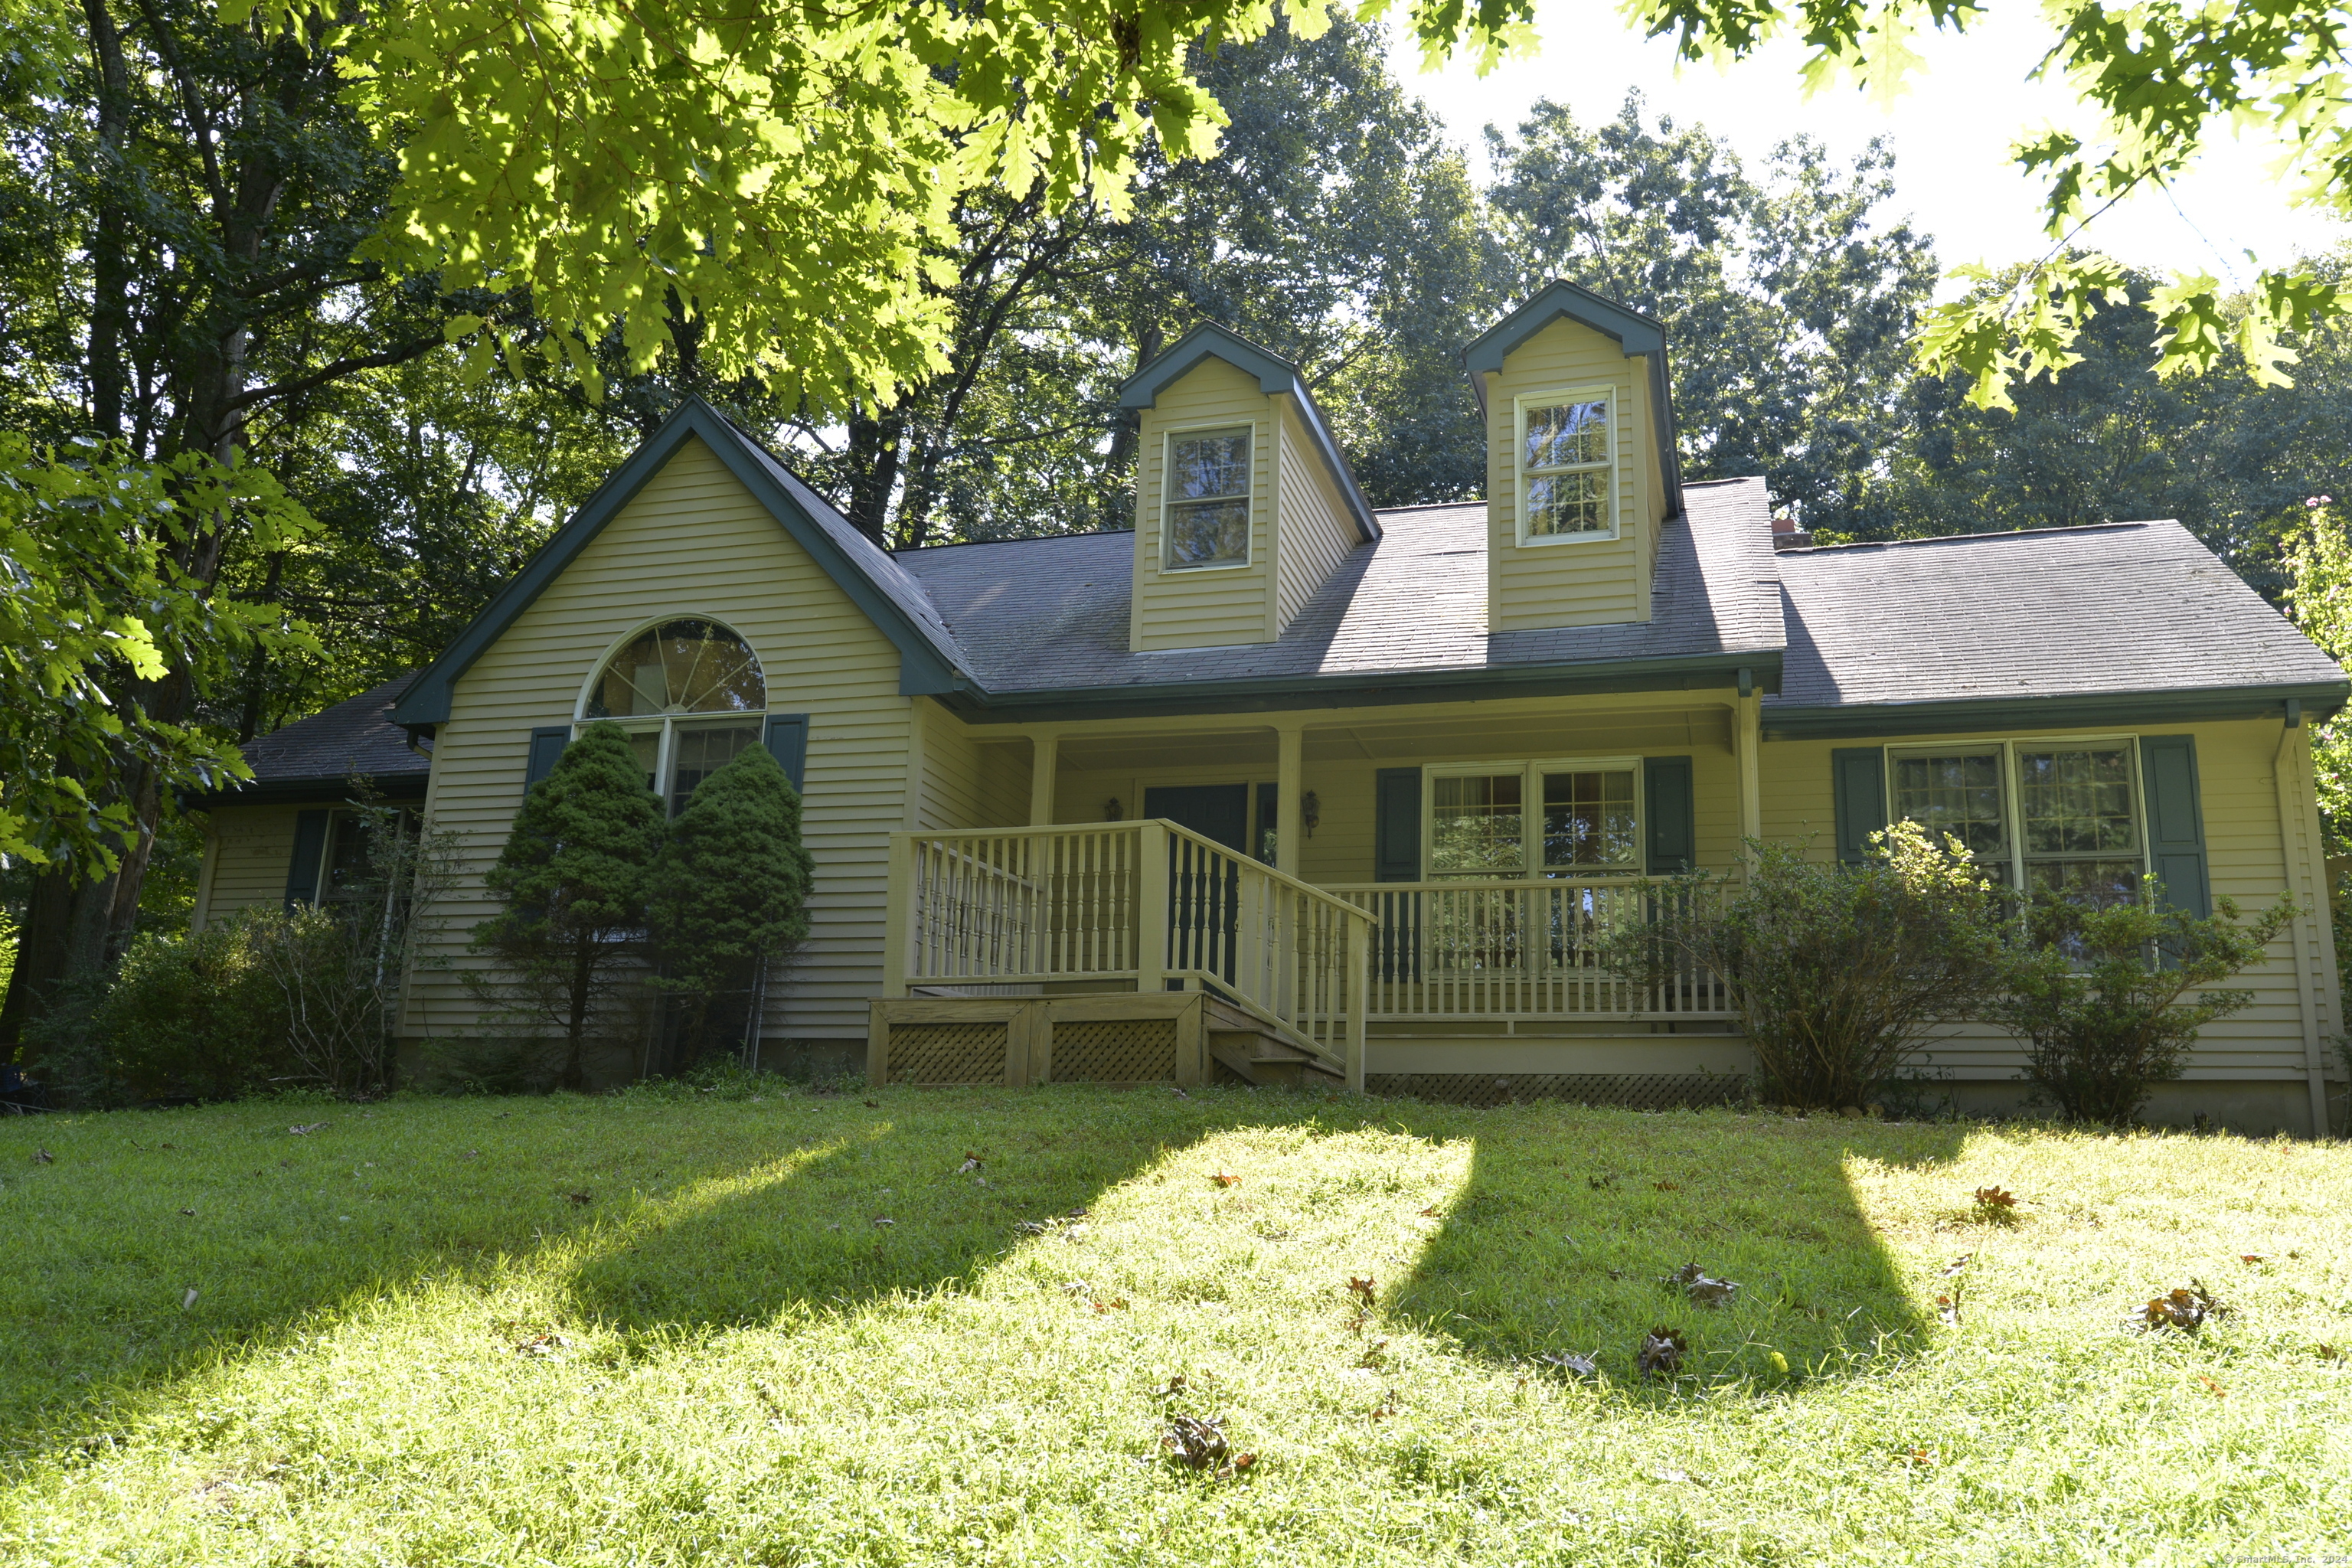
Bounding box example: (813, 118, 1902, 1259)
(580, 619, 767, 814)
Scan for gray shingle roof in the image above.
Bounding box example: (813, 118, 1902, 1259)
(892, 475, 1785, 701)
(1768, 521, 2345, 717)
(191, 675, 429, 805)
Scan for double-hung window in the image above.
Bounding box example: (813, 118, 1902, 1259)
(1888, 739, 2145, 903)
(1517, 388, 1615, 542)
(580, 618, 767, 816)
(1427, 760, 1640, 878)
(1164, 426, 1252, 570)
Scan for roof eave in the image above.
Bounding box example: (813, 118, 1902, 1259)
(937, 649, 1783, 724)
(1759, 681, 2351, 741)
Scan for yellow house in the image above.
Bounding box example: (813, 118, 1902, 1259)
(189, 283, 2352, 1133)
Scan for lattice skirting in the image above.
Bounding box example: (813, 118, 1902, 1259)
(1050, 1019, 1178, 1083)
(1364, 1072, 1746, 1111)
(886, 1022, 1008, 1086)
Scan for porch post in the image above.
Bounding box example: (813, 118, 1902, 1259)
(1736, 688, 1762, 851)
(1273, 721, 1305, 877)
(1028, 729, 1060, 826)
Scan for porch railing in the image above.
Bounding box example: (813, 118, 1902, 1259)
(1322, 879, 1727, 1021)
(884, 821, 1378, 1086)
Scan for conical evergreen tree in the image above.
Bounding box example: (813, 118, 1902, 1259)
(470, 721, 665, 1088)
(645, 742, 813, 1069)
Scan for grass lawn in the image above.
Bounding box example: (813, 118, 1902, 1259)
(0, 1085, 2347, 1566)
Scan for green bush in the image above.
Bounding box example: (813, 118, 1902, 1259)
(32, 913, 299, 1106)
(1988, 888, 2294, 1127)
(645, 742, 812, 1073)
(1605, 822, 2009, 1110)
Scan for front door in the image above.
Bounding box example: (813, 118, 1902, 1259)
(1143, 785, 1250, 982)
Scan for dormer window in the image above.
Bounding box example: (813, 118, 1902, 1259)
(1165, 426, 1252, 569)
(1518, 388, 1614, 542)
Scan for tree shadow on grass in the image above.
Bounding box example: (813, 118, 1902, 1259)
(0, 1086, 1232, 1459)
(1382, 1107, 1971, 1388)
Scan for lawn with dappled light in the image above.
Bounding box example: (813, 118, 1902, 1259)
(0, 1085, 2347, 1565)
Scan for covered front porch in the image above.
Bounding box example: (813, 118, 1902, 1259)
(877, 689, 1766, 1089)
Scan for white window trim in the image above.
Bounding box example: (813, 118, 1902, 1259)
(1159, 419, 1258, 573)
(572, 613, 772, 808)
(1423, 756, 1645, 880)
(1883, 734, 2149, 890)
(1514, 384, 1619, 548)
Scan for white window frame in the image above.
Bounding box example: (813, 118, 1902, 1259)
(1514, 384, 1619, 547)
(573, 614, 771, 812)
(1423, 756, 1644, 880)
(1883, 735, 2150, 891)
(1159, 420, 1257, 573)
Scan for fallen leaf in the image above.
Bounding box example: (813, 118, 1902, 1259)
(34, 1148, 54, 1164)
(287, 1123, 328, 1136)
(1661, 1262, 1740, 1307)
(2239, 1254, 2265, 1264)
(1156, 1375, 1189, 1400)
(1210, 1171, 1241, 1187)
(1357, 1340, 1390, 1369)
(1163, 1413, 1246, 1475)
(956, 1153, 983, 1174)
(1014, 1219, 1052, 1236)
(1417, 1204, 1442, 1217)
(1537, 1351, 1598, 1379)
(1895, 1446, 1939, 1468)
(1606, 1269, 1625, 1281)
(871, 1215, 893, 1228)
(564, 1191, 592, 1206)
(1347, 1276, 1377, 1305)
(1168, 1086, 1190, 1099)
(1942, 1253, 1975, 1278)
(1636, 1325, 1687, 1378)
(181, 1289, 198, 1310)
(1936, 1292, 1962, 1326)
(178, 1207, 195, 1217)
(2141, 1281, 2229, 1333)
(512, 1331, 569, 1357)
(1587, 1174, 1615, 1190)
(1971, 1186, 2017, 1212)
(1092, 1297, 1129, 1313)
(2195, 1375, 2226, 1396)
(1653, 1180, 1681, 1191)
(862, 1100, 879, 1109)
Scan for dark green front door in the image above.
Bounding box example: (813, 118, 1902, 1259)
(1142, 785, 1251, 854)
(1143, 785, 1249, 982)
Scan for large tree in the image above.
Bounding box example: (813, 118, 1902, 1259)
(1483, 95, 1937, 530)
(0, 0, 501, 1049)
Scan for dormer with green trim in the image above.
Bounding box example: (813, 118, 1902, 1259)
(1462, 283, 1684, 633)
(1116, 325, 1379, 652)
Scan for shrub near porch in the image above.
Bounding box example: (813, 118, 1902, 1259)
(1, 1090, 2347, 1565)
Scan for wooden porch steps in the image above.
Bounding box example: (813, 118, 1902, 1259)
(868, 989, 1343, 1089)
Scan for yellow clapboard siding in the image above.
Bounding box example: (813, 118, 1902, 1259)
(1483, 318, 1652, 632)
(1272, 394, 1357, 635)
(1131, 357, 1276, 650)
(400, 436, 910, 1046)
(191, 805, 302, 930)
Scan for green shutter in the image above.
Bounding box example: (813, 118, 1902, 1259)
(283, 809, 329, 910)
(1643, 756, 1694, 874)
(2140, 734, 2210, 917)
(1831, 747, 1886, 864)
(763, 714, 810, 792)
(1374, 767, 1421, 883)
(524, 726, 570, 787)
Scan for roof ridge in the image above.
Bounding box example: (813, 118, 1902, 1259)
(1783, 520, 2156, 554)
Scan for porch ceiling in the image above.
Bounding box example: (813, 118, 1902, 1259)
(1034, 702, 1737, 773)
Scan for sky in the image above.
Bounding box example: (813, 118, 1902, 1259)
(1383, 3, 2347, 297)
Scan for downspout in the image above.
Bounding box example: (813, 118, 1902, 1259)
(2273, 704, 2337, 1137)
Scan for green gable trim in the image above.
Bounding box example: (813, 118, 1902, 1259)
(1115, 322, 1380, 544)
(1459, 279, 1686, 516)
(1760, 682, 2351, 743)
(942, 650, 1782, 725)
(388, 400, 970, 728)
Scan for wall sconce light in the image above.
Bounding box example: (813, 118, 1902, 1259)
(1299, 789, 1320, 838)
(1104, 797, 1124, 821)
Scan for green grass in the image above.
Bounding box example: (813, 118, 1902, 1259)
(1, 1085, 2347, 1566)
